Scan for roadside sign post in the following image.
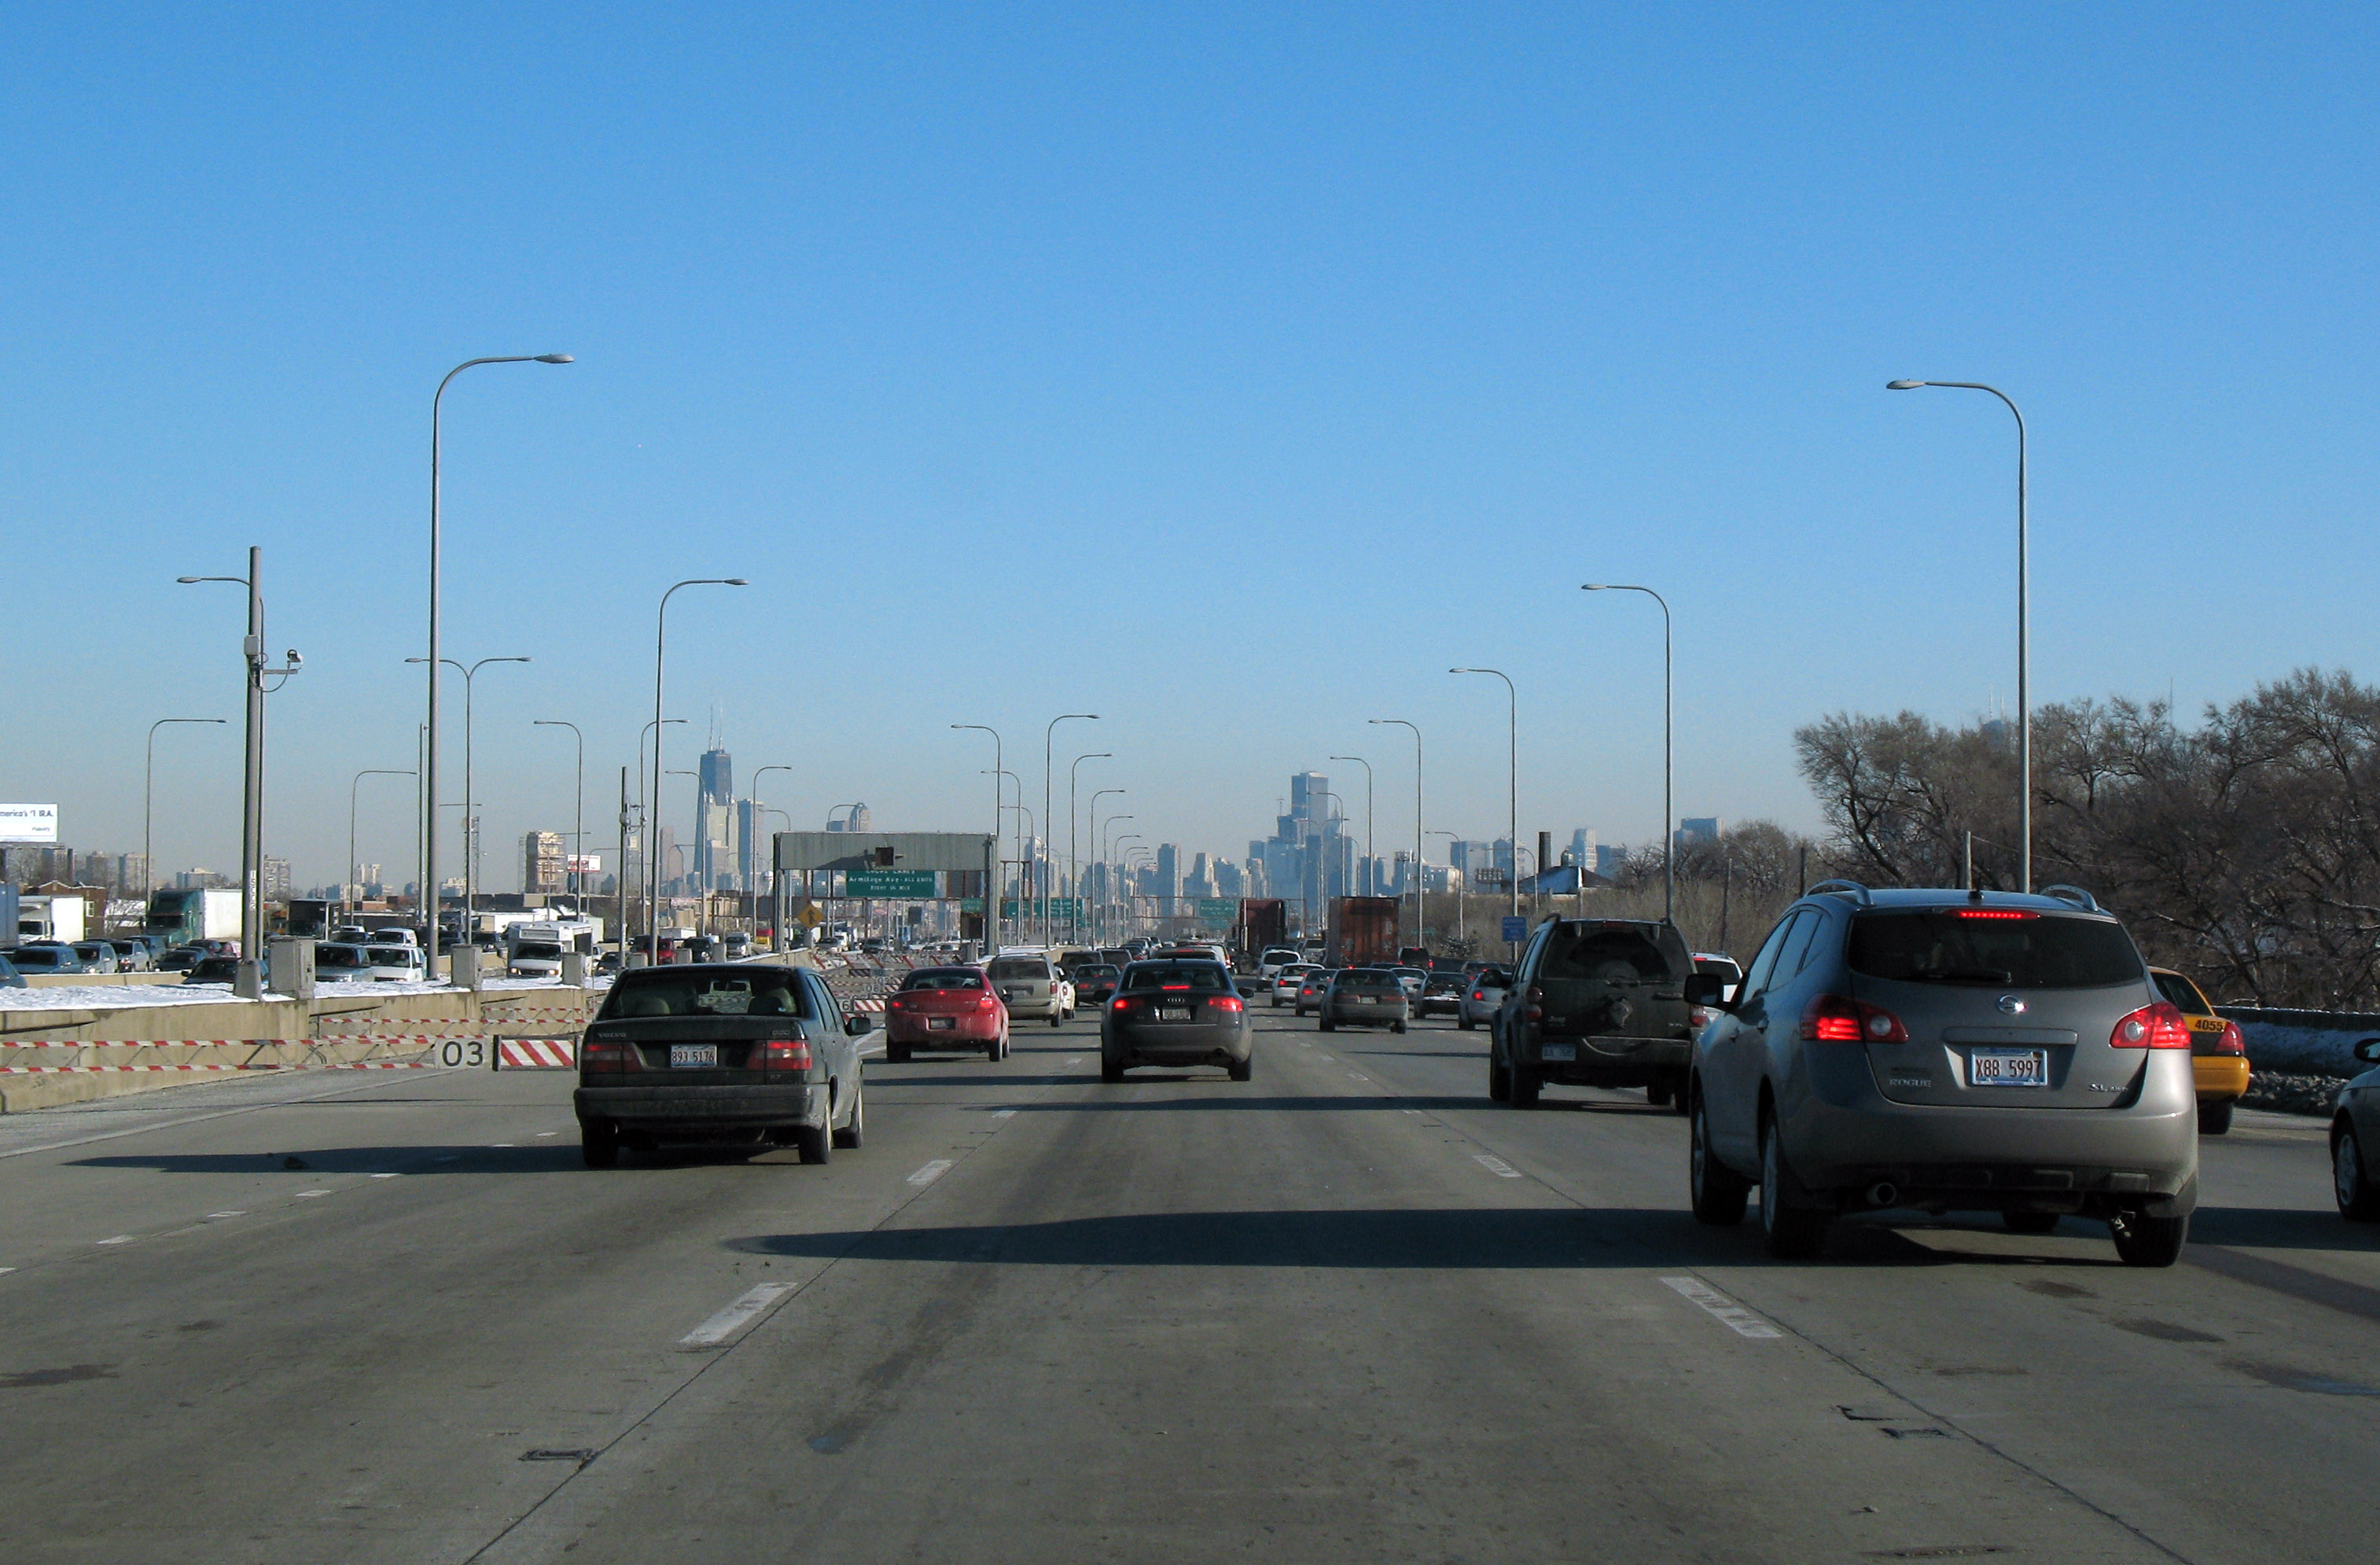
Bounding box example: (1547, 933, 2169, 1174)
(1502, 915, 1528, 944)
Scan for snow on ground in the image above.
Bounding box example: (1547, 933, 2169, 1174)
(1, 975, 611, 1012)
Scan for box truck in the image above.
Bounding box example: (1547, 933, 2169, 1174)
(145, 888, 242, 948)
(1327, 896, 1402, 968)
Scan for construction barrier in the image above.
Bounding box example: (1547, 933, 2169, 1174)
(496, 1038, 576, 1070)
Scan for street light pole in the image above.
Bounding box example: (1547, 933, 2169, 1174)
(650, 579, 749, 959)
(1069, 753, 1111, 946)
(1581, 585, 1673, 925)
(751, 764, 795, 944)
(348, 769, 415, 925)
(1098, 812, 1134, 943)
(1089, 791, 1126, 942)
(1326, 757, 1373, 893)
(145, 718, 226, 902)
(1451, 668, 1519, 954)
(1370, 719, 1422, 950)
(425, 352, 572, 978)
(1889, 378, 2031, 891)
(408, 654, 530, 948)
(533, 720, 583, 904)
(951, 725, 1003, 943)
(1043, 714, 1098, 944)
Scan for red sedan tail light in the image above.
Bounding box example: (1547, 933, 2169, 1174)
(2110, 1001, 2191, 1050)
(1800, 993, 1907, 1044)
(977, 992, 999, 1011)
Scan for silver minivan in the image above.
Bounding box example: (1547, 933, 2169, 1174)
(1687, 882, 2197, 1266)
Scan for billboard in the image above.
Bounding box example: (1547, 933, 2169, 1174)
(566, 854, 603, 872)
(0, 804, 57, 845)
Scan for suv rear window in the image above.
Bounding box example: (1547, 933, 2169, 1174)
(988, 958, 1050, 981)
(601, 970, 815, 1018)
(1848, 911, 2143, 989)
(1543, 924, 1689, 981)
(1123, 963, 1232, 992)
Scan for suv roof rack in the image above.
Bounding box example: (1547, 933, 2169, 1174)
(1805, 879, 1872, 906)
(2039, 884, 2102, 913)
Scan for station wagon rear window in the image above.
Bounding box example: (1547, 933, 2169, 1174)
(601, 971, 814, 1018)
(1848, 911, 2143, 989)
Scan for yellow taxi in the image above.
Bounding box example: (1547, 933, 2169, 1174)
(2150, 967, 2249, 1134)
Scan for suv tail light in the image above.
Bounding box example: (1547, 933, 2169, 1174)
(2110, 1001, 2191, 1049)
(582, 1039, 639, 1073)
(1801, 994, 1907, 1044)
(1524, 985, 1544, 1022)
(761, 1037, 814, 1071)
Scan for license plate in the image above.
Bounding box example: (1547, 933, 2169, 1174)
(1155, 1006, 1190, 1022)
(1970, 1048, 2047, 1087)
(926, 1017, 955, 1031)
(1539, 1043, 1576, 1061)
(1358, 996, 1378, 1005)
(669, 1044, 718, 1069)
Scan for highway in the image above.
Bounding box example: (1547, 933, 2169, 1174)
(2, 1005, 2374, 1563)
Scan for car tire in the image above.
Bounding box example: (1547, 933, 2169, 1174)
(1392, 1019, 1407, 1035)
(2199, 1098, 2235, 1136)
(2109, 1207, 2187, 1267)
(2002, 1210, 2062, 1235)
(1758, 1114, 1829, 1259)
(1459, 1014, 1474, 1031)
(1646, 1079, 1672, 1107)
(1319, 1018, 1335, 1032)
(888, 1043, 912, 1064)
(2334, 1120, 2380, 1221)
(1228, 1055, 1253, 1083)
(833, 1079, 865, 1149)
(1509, 1062, 1541, 1108)
(1689, 1092, 1749, 1225)
(1049, 1015, 1062, 1029)
(794, 1118, 833, 1165)
(1101, 1056, 1126, 1083)
(1488, 1040, 1511, 1103)
(580, 1120, 619, 1170)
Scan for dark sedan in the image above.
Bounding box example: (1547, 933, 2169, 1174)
(1100, 959, 1253, 1082)
(1321, 967, 1411, 1033)
(574, 963, 873, 1168)
(1071, 962, 1122, 1007)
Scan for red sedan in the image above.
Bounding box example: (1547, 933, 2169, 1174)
(884, 966, 1010, 1062)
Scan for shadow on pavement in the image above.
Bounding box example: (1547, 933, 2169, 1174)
(71, 1145, 586, 1175)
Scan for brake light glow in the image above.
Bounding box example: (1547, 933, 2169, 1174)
(2216, 1018, 2246, 1055)
(761, 1037, 814, 1071)
(2110, 1001, 2191, 1050)
(977, 992, 999, 1010)
(1524, 985, 1544, 1022)
(582, 1039, 638, 1073)
(1470, 989, 1484, 1000)
(1953, 909, 2038, 920)
(1113, 996, 1132, 1011)
(1208, 994, 1243, 1013)
(1161, 983, 1190, 991)
(1801, 993, 1907, 1044)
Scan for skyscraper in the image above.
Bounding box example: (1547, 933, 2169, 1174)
(697, 748, 734, 892)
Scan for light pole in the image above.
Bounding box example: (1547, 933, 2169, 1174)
(1889, 378, 2032, 891)
(145, 718, 226, 901)
(1451, 668, 1519, 956)
(751, 764, 795, 941)
(177, 551, 300, 992)
(348, 769, 415, 924)
(951, 725, 1003, 942)
(407, 654, 530, 942)
(1098, 811, 1133, 942)
(1326, 756, 1373, 893)
(1428, 830, 1461, 946)
(1089, 791, 1126, 941)
(982, 768, 1025, 941)
(1583, 584, 1674, 924)
(1114, 833, 1146, 938)
(1043, 714, 1098, 943)
(1370, 718, 1422, 952)
(650, 579, 748, 956)
(425, 352, 572, 978)
(532, 720, 583, 905)
(1069, 752, 1111, 945)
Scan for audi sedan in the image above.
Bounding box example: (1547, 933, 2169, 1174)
(1101, 959, 1253, 1082)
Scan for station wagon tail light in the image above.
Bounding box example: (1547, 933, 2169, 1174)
(1801, 993, 1907, 1044)
(761, 1037, 814, 1070)
(2110, 1001, 2191, 1050)
(582, 1039, 638, 1073)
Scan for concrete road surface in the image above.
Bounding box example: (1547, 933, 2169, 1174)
(2, 1006, 2374, 1563)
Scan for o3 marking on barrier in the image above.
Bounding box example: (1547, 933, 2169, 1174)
(1660, 1276, 1784, 1339)
(437, 1039, 487, 1069)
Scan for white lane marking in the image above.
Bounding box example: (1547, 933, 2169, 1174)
(1348, 1070, 1369, 1082)
(205, 1211, 244, 1220)
(1401, 1108, 1422, 1116)
(1066, 1056, 1083, 1066)
(907, 1159, 954, 1188)
(534, 1130, 559, 1138)
(679, 1282, 795, 1349)
(490, 1143, 514, 1147)
(293, 1190, 331, 1199)
(370, 1172, 401, 1179)
(990, 1109, 1017, 1120)
(96, 1235, 134, 1246)
(0, 1267, 14, 1276)
(1473, 1154, 1522, 1179)
(1661, 1276, 1784, 1339)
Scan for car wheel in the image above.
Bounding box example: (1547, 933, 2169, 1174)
(1646, 1079, 1672, 1107)
(1689, 1092, 1749, 1225)
(2334, 1120, 2380, 1221)
(2198, 1098, 2235, 1136)
(833, 1078, 865, 1149)
(1228, 1055, 1253, 1083)
(2002, 1210, 2061, 1235)
(579, 1120, 619, 1170)
(1101, 1056, 1126, 1083)
(1509, 1062, 1541, 1107)
(1758, 1114, 1829, 1259)
(1487, 1039, 1511, 1103)
(794, 1117, 833, 1165)
(888, 1043, 912, 1064)
(1392, 1019, 1407, 1035)
(2109, 1207, 2187, 1267)
(1049, 1014, 1063, 1028)
(1319, 1017, 1335, 1032)
(1459, 1014, 1474, 1030)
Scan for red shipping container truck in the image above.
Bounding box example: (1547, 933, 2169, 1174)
(1329, 896, 1402, 967)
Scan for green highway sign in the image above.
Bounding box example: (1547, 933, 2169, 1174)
(1197, 898, 1237, 924)
(1001, 898, 1082, 919)
(844, 869, 938, 898)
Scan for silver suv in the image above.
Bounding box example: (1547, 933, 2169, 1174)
(1687, 882, 2197, 1267)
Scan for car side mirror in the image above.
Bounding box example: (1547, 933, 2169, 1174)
(846, 1013, 874, 1037)
(1684, 973, 1731, 1009)
(2355, 1037, 2380, 1065)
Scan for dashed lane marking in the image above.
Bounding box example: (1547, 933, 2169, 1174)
(1348, 1071, 1369, 1082)
(1473, 1154, 1522, 1179)
(293, 1190, 330, 1199)
(370, 1173, 401, 1179)
(95, 1235, 134, 1246)
(990, 1109, 1017, 1119)
(1661, 1276, 1784, 1339)
(535, 1130, 559, 1138)
(204, 1211, 243, 1220)
(679, 1283, 795, 1350)
(0, 1267, 14, 1276)
(907, 1159, 955, 1188)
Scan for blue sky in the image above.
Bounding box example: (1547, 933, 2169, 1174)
(6, 4, 2376, 889)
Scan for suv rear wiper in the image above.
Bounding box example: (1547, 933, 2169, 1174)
(1906, 968, 2014, 984)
